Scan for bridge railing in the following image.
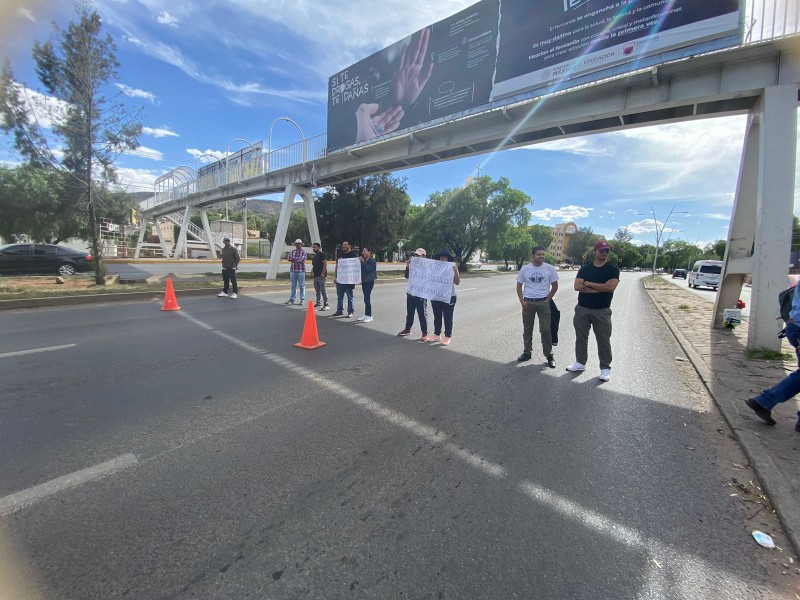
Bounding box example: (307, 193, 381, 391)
(744, 0, 799, 42)
(142, 133, 328, 213)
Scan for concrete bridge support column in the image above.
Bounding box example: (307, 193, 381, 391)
(173, 205, 192, 259)
(199, 209, 216, 258)
(267, 184, 318, 279)
(133, 218, 148, 259)
(714, 85, 798, 351)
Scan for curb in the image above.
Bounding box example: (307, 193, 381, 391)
(643, 281, 800, 556)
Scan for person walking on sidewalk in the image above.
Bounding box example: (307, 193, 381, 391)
(397, 248, 430, 340)
(744, 283, 800, 432)
(286, 239, 307, 305)
(358, 246, 377, 322)
(218, 237, 240, 299)
(311, 242, 329, 310)
(334, 240, 358, 317)
(566, 240, 620, 381)
(516, 246, 558, 367)
(430, 250, 460, 346)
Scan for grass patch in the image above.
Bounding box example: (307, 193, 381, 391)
(678, 303, 691, 310)
(745, 348, 793, 361)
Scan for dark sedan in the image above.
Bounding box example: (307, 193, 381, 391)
(0, 244, 93, 276)
(672, 268, 687, 279)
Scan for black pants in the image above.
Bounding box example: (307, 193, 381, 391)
(405, 294, 428, 333)
(550, 299, 560, 344)
(222, 268, 238, 294)
(431, 296, 457, 337)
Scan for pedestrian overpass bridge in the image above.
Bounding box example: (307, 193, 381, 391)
(135, 13, 799, 351)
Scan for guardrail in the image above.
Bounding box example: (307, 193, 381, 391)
(745, 0, 799, 42)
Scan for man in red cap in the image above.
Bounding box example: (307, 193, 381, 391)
(566, 240, 620, 381)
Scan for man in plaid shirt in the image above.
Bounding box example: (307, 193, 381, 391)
(285, 239, 307, 305)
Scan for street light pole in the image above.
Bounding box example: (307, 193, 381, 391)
(650, 205, 688, 274)
(268, 117, 307, 168)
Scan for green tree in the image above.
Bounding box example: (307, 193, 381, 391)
(407, 176, 531, 267)
(315, 174, 411, 256)
(486, 225, 533, 270)
(0, 4, 142, 282)
(0, 164, 68, 242)
(614, 227, 635, 243)
(612, 240, 642, 270)
(263, 208, 311, 247)
(566, 226, 602, 264)
(712, 239, 727, 260)
(529, 224, 554, 252)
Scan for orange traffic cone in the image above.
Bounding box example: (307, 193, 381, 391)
(161, 278, 181, 311)
(294, 301, 326, 349)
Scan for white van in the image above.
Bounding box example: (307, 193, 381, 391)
(688, 260, 723, 290)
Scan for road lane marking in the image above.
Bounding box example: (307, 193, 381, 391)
(177, 310, 755, 590)
(0, 454, 138, 516)
(0, 344, 76, 359)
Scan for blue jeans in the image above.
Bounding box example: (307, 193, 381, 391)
(361, 280, 374, 316)
(755, 322, 800, 413)
(336, 283, 354, 314)
(290, 271, 306, 302)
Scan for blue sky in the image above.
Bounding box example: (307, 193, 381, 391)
(1, 0, 798, 249)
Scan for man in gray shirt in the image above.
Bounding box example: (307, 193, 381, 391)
(218, 237, 240, 299)
(516, 246, 559, 368)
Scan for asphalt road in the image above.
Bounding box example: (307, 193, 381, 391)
(0, 272, 793, 599)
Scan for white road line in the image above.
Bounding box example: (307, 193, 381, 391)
(176, 309, 753, 589)
(0, 344, 76, 359)
(0, 454, 138, 516)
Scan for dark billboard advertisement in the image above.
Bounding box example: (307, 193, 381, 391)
(327, 0, 501, 152)
(326, 0, 739, 152)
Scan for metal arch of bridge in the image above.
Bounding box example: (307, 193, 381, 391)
(138, 34, 800, 348)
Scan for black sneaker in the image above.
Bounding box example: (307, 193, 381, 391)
(547, 355, 556, 368)
(744, 398, 776, 426)
(517, 353, 531, 362)
(284, 299, 294, 305)
(795, 412, 799, 432)
(332, 311, 343, 316)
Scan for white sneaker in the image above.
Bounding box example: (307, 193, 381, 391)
(565, 361, 586, 372)
(363, 316, 373, 323)
(357, 315, 366, 322)
(229, 293, 238, 299)
(599, 369, 611, 382)
(217, 292, 228, 297)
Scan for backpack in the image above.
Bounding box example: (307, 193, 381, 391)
(779, 286, 795, 324)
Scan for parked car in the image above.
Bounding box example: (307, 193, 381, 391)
(467, 261, 481, 269)
(0, 244, 93, 276)
(672, 268, 687, 279)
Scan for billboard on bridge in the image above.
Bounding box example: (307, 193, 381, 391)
(326, 0, 740, 152)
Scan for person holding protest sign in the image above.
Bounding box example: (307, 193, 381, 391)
(516, 246, 559, 368)
(358, 246, 377, 322)
(430, 250, 460, 346)
(397, 248, 430, 340)
(333, 240, 359, 318)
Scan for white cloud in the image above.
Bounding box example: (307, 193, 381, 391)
(125, 145, 164, 161)
(531, 205, 592, 222)
(702, 213, 732, 221)
(16, 7, 35, 22)
(142, 126, 178, 138)
(8, 85, 69, 130)
(520, 137, 616, 157)
(122, 36, 325, 104)
(156, 11, 179, 27)
(115, 83, 157, 103)
(113, 167, 159, 192)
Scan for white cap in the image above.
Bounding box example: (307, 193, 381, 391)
(294, 239, 303, 244)
(414, 248, 426, 257)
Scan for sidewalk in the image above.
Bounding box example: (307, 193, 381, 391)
(645, 276, 800, 555)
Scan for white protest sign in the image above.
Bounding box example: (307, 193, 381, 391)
(336, 257, 362, 284)
(407, 257, 454, 302)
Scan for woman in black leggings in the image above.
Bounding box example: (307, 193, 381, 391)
(430, 250, 460, 346)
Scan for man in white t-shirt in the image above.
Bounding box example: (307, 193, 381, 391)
(516, 246, 559, 367)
